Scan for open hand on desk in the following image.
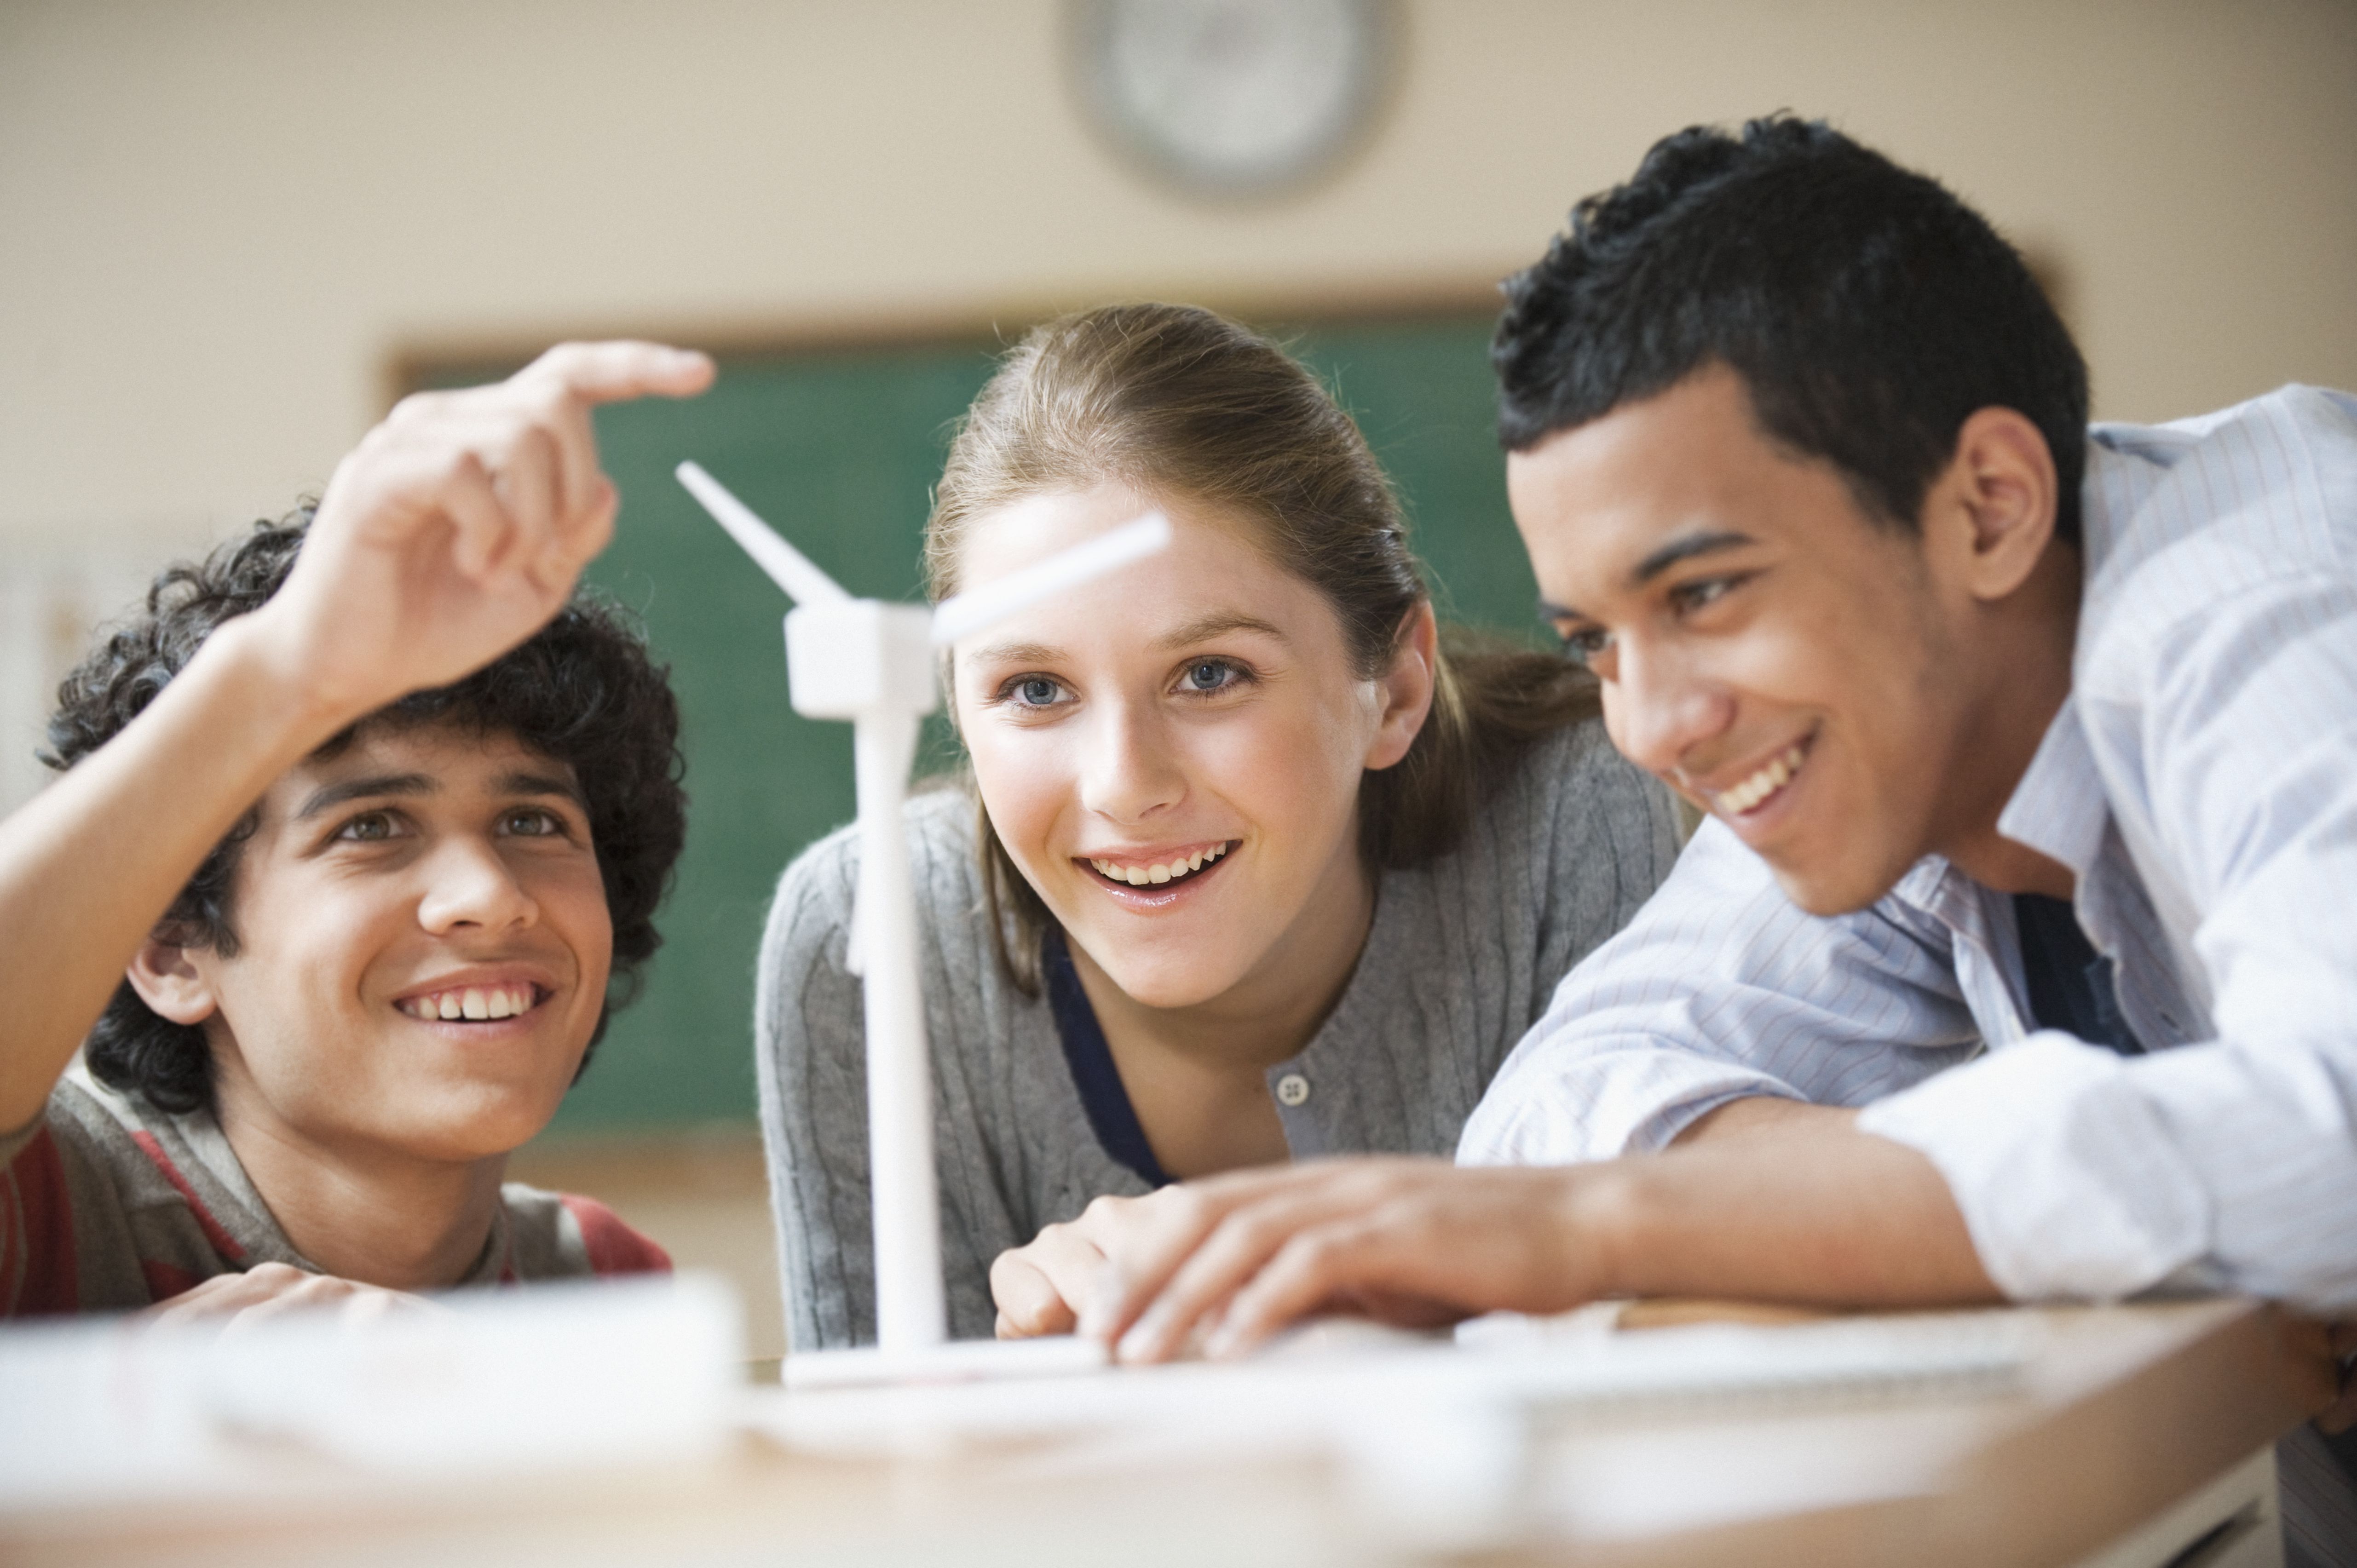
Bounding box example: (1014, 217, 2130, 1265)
(243, 340, 714, 729)
(147, 1261, 446, 1337)
(1065, 1157, 1605, 1363)
(1068, 1114, 2001, 1365)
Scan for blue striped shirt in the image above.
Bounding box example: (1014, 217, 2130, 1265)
(1459, 385, 2357, 1310)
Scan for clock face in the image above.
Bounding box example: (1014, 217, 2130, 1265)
(1069, 0, 1397, 200)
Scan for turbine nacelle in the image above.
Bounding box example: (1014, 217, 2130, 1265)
(784, 602, 937, 721)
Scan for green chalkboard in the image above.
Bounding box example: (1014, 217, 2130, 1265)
(436, 313, 1537, 1131)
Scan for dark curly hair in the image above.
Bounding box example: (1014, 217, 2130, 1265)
(42, 513, 687, 1116)
(1493, 115, 2090, 545)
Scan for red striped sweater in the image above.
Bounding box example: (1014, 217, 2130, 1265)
(1, 1069, 667, 1315)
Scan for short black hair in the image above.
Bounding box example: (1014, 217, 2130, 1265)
(42, 514, 688, 1115)
(1493, 115, 2089, 544)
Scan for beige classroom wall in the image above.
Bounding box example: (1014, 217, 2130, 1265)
(6, 0, 2356, 1356)
(5, 0, 2355, 557)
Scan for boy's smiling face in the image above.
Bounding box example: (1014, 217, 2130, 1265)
(1507, 366, 1989, 916)
(142, 722, 613, 1165)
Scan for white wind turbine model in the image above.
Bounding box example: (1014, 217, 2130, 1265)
(676, 461, 1169, 1386)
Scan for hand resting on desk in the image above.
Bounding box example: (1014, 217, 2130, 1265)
(145, 1261, 444, 1336)
(987, 1183, 1442, 1347)
(1068, 1102, 2008, 1365)
(1056, 1103, 2357, 1449)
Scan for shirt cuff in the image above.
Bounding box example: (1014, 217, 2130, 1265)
(1855, 1033, 2211, 1299)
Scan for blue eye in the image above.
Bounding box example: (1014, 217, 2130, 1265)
(1182, 660, 1237, 693)
(997, 674, 1070, 710)
(503, 808, 560, 837)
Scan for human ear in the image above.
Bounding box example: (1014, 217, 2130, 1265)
(1922, 407, 2060, 603)
(124, 935, 221, 1027)
(1365, 601, 1439, 771)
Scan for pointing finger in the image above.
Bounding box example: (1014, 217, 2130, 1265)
(520, 340, 715, 406)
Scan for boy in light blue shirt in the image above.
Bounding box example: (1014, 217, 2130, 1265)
(1046, 116, 2357, 1553)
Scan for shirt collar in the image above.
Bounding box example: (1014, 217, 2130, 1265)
(1995, 695, 2110, 879)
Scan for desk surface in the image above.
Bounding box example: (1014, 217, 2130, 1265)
(0, 1298, 2314, 1568)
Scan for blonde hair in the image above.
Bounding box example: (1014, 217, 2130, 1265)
(930, 303, 1598, 992)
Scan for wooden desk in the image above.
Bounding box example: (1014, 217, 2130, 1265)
(0, 1299, 2314, 1568)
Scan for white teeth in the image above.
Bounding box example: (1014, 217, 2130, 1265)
(1713, 744, 1809, 816)
(405, 984, 534, 1022)
(1090, 842, 1231, 887)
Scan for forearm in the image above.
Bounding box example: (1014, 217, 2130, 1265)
(0, 615, 353, 1126)
(1585, 1097, 1999, 1305)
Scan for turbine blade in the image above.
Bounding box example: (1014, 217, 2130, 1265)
(929, 513, 1171, 648)
(675, 461, 849, 607)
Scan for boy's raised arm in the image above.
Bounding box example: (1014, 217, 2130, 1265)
(0, 342, 712, 1132)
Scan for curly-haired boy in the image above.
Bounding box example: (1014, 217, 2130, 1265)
(0, 341, 713, 1325)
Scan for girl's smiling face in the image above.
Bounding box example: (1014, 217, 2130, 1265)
(950, 483, 1428, 1013)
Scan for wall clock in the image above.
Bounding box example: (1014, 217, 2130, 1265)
(1069, 0, 1399, 201)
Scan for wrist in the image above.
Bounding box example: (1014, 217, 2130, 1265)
(197, 611, 373, 748)
(1546, 1160, 1651, 1302)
